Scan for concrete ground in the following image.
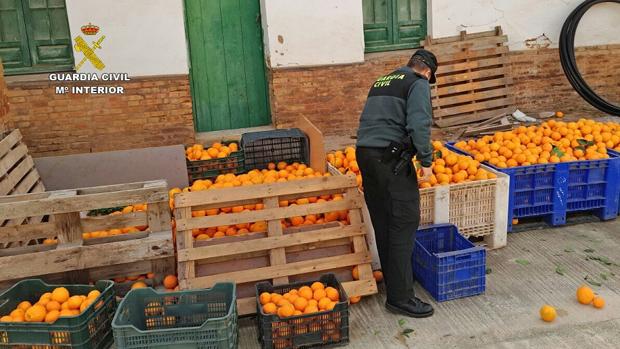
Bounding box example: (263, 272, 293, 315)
(238, 219, 620, 349)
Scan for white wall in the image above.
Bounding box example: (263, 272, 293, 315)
(65, 0, 188, 76)
(430, 0, 620, 50)
(260, 0, 365, 68)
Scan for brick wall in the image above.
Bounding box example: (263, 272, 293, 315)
(510, 45, 620, 115)
(0, 62, 9, 134)
(269, 44, 620, 136)
(5, 75, 195, 156)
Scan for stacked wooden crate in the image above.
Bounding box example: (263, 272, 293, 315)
(174, 175, 378, 315)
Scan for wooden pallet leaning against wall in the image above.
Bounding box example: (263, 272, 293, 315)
(0, 129, 46, 241)
(423, 26, 515, 128)
(0, 180, 175, 290)
(174, 175, 377, 315)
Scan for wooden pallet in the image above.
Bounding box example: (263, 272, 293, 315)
(423, 27, 515, 128)
(0, 180, 175, 288)
(174, 175, 377, 315)
(0, 129, 46, 231)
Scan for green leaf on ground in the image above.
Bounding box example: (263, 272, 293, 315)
(401, 328, 415, 338)
(600, 273, 608, 281)
(373, 330, 381, 336)
(398, 319, 407, 327)
(564, 248, 575, 253)
(584, 248, 596, 253)
(586, 255, 617, 266)
(516, 259, 530, 266)
(486, 268, 492, 275)
(555, 266, 566, 276)
(584, 275, 602, 287)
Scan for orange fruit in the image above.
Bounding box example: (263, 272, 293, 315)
(61, 302, 70, 310)
(24, 304, 47, 322)
(87, 290, 101, 300)
(276, 298, 291, 307)
(131, 281, 148, 290)
(163, 275, 178, 289)
(46, 301, 61, 312)
(325, 287, 340, 302)
(17, 301, 32, 311)
(303, 305, 319, 314)
(313, 289, 327, 301)
(351, 266, 359, 280)
(592, 296, 605, 309)
(373, 270, 384, 282)
(263, 302, 277, 314)
(259, 292, 271, 305)
(318, 297, 331, 310)
(10, 309, 24, 318)
(0, 316, 12, 322)
(310, 282, 324, 291)
(277, 304, 295, 318)
(576, 285, 595, 305)
(539, 304, 556, 322)
(326, 302, 337, 311)
(293, 297, 308, 311)
(80, 299, 93, 313)
(349, 296, 361, 304)
(45, 310, 60, 323)
(298, 286, 313, 300)
(51, 287, 70, 303)
(67, 296, 83, 310)
(59, 309, 76, 317)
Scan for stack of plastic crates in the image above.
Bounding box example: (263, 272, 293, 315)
(241, 129, 309, 170)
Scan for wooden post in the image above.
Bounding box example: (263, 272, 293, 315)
(264, 197, 289, 286)
(176, 206, 194, 289)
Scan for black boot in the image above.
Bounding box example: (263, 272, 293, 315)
(386, 297, 434, 318)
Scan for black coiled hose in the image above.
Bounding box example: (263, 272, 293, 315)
(559, 0, 620, 116)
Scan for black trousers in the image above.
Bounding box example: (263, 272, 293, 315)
(356, 147, 421, 303)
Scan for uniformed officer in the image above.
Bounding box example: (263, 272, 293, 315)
(355, 49, 438, 318)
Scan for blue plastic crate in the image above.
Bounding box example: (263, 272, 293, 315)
(447, 143, 620, 231)
(412, 224, 486, 302)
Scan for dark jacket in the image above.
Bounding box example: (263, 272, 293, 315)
(356, 66, 433, 167)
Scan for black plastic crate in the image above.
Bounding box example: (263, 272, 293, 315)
(241, 129, 309, 170)
(256, 274, 348, 349)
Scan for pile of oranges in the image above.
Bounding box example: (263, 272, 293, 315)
(82, 204, 149, 240)
(455, 119, 620, 168)
(0, 287, 102, 324)
(168, 162, 350, 241)
(186, 142, 239, 161)
(326, 142, 497, 189)
(259, 281, 340, 318)
(539, 284, 605, 323)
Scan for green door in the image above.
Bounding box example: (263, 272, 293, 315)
(185, 0, 270, 132)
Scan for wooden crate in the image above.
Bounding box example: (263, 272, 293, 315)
(0, 180, 175, 289)
(423, 26, 515, 128)
(174, 175, 377, 315)
(328, 163, 508, 270)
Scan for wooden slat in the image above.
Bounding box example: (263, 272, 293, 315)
(0, 191, 48, 204)
(81, 211, 148, 232)
(432, 77, 511, 98)
(264, 196, 288, 285)
(0, 143, 28, 177)
(424, 28, 501, 45)
(434, 97, 514, 119)
(346, 187, 374, 284)
(175, 176, 357, 208)
(0, 231, 174, 282)
(177, 198, 361, 230)
(433, 87, 511, 108)
(179, 224, 365, 262)
(11, 169, 41, 198)
(0, 156, 35, 195)
(185, 251, 371, 289)
(0, 222, 56, 243)
(436, 56, 508, 75)
(0, 185, 168, 220)
(435, 106, 516, 128)
(433, 46, 509, 65)
(426, 36, 507, 56)
(0, 129, 22, 159)
(435, 67, 508, 86)
(82, 231, 148, 246)
(76, 181, 161, 195)
(176, 206, 194, 289)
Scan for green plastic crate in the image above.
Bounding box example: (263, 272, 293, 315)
(112, 283, 237, 349)
(0, 279, 116, 349)
(186, 141, 245, 183)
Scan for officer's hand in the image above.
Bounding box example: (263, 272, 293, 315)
(418, 166, 432, 183)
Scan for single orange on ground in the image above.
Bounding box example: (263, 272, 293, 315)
(539, 304, 556, 322)
(373, 270, 384, 282)
(576, 285, 595, 305)
(349, 296, 361, 304)
(592, 296, 605, 309)
(163, 275, 178, 289)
